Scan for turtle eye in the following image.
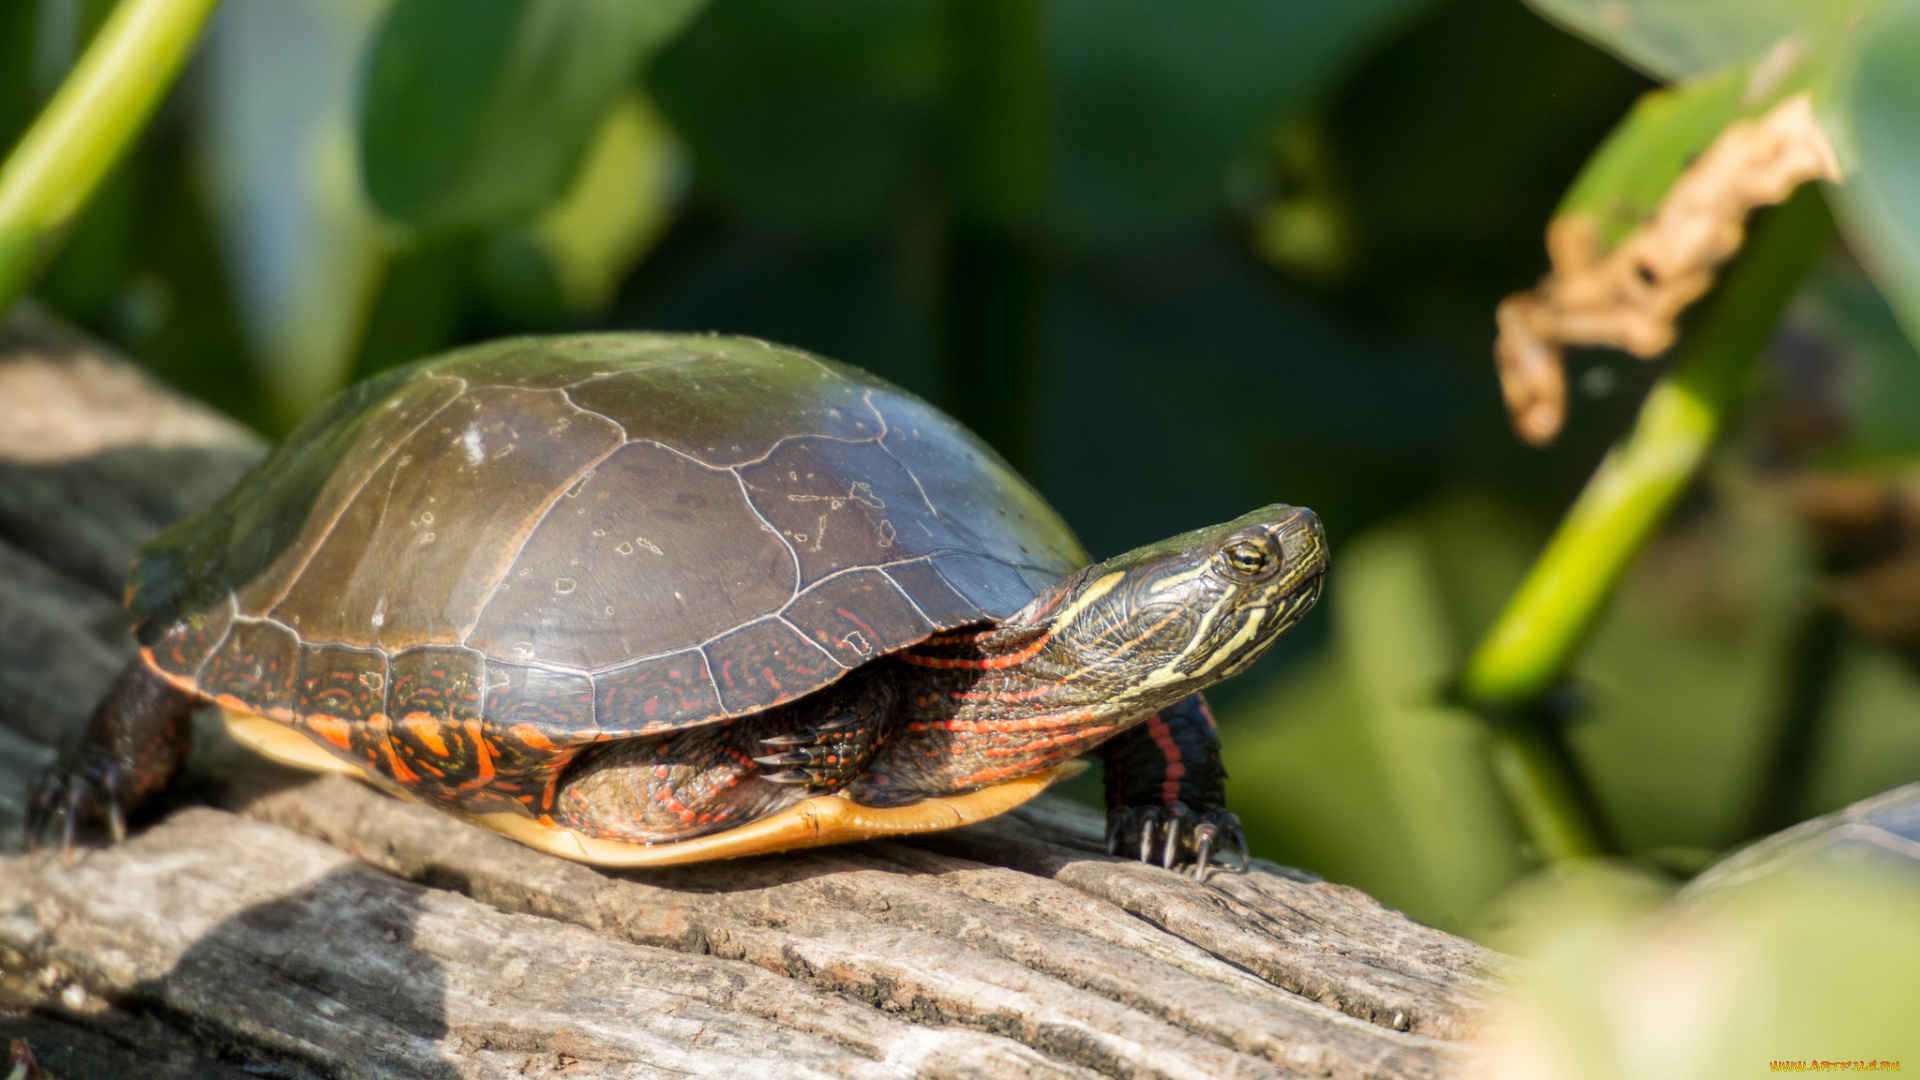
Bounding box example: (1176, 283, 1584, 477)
(1221, 539, 1273, 579)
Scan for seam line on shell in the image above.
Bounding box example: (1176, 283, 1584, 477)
(552, 386, 630, 443)
(256, 379, 468, 616)
(182, 594, 241, 684)
(708, 430, 881, 471)
(251, 549, 1056, 679)
(730, 466, 803, 598)
(878, 565, 940, 628)
(872, 430, 947, 533)
(229, 612, 304, 639)
(456, 428, 629, 646)
(694, 645, 727, 718)
(775, 614, 847, 672)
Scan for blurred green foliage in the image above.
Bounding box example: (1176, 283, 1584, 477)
(1476, 854, 1920, 1077)
(8, 1, 1920, 1007)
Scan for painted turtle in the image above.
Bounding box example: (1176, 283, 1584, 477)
(30, 334, 1327, 873)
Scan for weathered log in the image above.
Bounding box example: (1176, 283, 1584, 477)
(0, 305, 1503, 1079)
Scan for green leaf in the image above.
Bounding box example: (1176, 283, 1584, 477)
(1048, 0, 1430, 243)
(1523, 0, 1864, 82)
(1334, 521, 1530, 928)
(1555, 69, 1748, 252)
(202, 0, 392, 426)
(529, 90, 683, 313)
(1832, 0, 1920, 361)
(360, 0, 704, 232)
(647, 0, 942, 228)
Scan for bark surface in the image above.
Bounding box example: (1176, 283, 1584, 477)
(0, 306, 1504, 1079)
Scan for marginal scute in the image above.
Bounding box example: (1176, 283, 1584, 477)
(705, 617, 844, 715)
(294, 642, 388, 726)
(482, 662, 598, 743)
(385, 646, 487, 795)
(147, 594, 234, 679)
(592, 649, 722, 737)
(783, 569, 934, 665)
(200, 619, 300, 713)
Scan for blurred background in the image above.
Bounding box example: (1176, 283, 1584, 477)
(6, 0, 1920, 959)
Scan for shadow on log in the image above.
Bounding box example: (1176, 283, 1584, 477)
(0, 305, 1505, 1079)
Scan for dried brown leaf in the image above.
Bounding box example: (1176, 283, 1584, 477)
(1497, 94, 1840, 445)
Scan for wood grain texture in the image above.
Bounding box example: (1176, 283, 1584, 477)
(0, 309, 1501, 1079)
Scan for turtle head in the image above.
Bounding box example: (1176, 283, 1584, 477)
(1008, 504, 1328, 704)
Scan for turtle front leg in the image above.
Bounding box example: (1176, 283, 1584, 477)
(27, 659, 200, 858)
(1101, 692, 1249, 879)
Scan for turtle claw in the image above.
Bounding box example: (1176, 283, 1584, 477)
(753, 707, 883, 791)
(25, 748, 128, 864)
(1106, 802, 1248, 880)
(1191, 825, 1215, 881)
(1159, 804, 1190, 870)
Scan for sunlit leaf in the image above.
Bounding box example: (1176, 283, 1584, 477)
(1556, 69, 1748, 251)
(360, 0, 704, 232)
(200, 0, 392, 426)
(1522, 0, 1862, 82)
(1334, 521, 1528, 930)
(530, 91, 683, 314)
(1831, 0, 1920, 362)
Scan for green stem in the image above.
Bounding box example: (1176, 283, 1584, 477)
(1459, 187, 1832, 856)
(0, 0, 222, 316)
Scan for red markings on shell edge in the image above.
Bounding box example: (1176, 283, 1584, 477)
(508, 723, 559, 753)
(594, 649, 721, 737)
(458, 717, 496, 789)
(704, 618, 842, 715)
(305, 714, 356, 752)
(783, 568, 934, 665)
(403, 713, 450, 756)
(484, 662, 595, 741)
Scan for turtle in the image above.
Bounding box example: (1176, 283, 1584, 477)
(28, 334, 1327, 875)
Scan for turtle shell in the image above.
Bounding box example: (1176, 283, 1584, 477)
(130, 334, 1086, 806)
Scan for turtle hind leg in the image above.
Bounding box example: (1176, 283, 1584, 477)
(551, 720, 804, 844)
(553, 674, 898, 845)
(1100, 692, 1249, 879)
(27, 659, 200, 858)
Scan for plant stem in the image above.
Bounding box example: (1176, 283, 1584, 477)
(0, 0, 222, 317)
(1458, 187, 1833, 857)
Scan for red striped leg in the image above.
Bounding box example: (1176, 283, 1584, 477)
(1099, 693, 1247, 878)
